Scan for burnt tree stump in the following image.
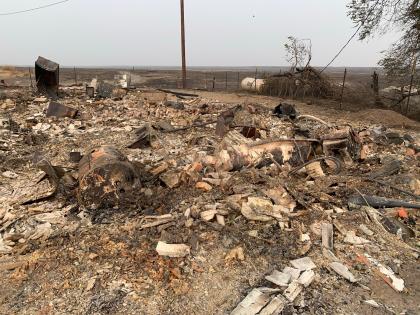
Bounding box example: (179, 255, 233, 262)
(78, 146, 140, 210)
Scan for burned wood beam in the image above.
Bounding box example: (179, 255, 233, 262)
(77, 146, 141, 210)
(348, 194, 420, 209)
(156, 88, 198, 98)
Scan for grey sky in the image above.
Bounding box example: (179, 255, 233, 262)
(0, 0, 400, 67)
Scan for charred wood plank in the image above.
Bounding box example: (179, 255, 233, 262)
(348, 194, 420, 209)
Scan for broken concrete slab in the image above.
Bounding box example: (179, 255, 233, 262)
(156, 241, 190, 258)
(258, 295, 287, 315)
(377, 264, 405, 292)
(241, 197, 283, 221)
(329, 262, 357, 283)
(363, 299, 380, 308)
(321, 223, 334, 250)
(344, 231, 370, 245)
(282, 266, 301, 281)
(230, 288, 271, 315)
(298, 269, 315, 287)
(200, 210, 218, 221)
(283, 281, 303, 302)
(290, 257, 316, 271)
(359, 224, 374, 236)
(265, 270, 291, 287)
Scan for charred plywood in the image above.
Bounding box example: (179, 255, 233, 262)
(35, 56, 59, 97)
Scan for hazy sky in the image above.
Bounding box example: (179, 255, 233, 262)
(0, 0, 400, 67)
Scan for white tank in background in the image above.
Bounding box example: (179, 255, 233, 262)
(241, 77, 265, 93)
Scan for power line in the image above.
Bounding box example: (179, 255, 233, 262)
(0, 0, 70, 16)
(320, 0, 381, 73)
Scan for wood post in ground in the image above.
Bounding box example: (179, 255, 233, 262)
(204, 72, 207, 90)
(289, 79, 293, 98)
(73, 67, 78, 86)
(212, 75, 215, 91)
(225, 71, 228, 90)
(28, 67, 33, 88)
(237, 72, 240, 90)
(254, 68, 258, 93)
(372, 70, 379, 105)
(339, 68, 347, 110)
(130, 66, 134, 87)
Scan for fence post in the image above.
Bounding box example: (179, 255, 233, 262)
(237, 72, 240, 90)
(254, 68, 258, 92)
(73, 67, 78, 86)
(225, 71, 228, 90)
(339, 68, 347, 110)
(372, 70, 380, 105)
(28, 67, 33, 88)
(204, 72, 207, 90)
(212, 75, 216, 91)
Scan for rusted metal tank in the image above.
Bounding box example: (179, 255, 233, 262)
(77, 146, 140, 210)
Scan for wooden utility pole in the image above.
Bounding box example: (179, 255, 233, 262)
(339, 68, 347, 110)
(180, 0, 187, 89)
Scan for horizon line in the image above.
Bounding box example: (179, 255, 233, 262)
(2, 65, 382, 69)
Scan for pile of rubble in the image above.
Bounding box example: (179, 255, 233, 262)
(0, 75, 419, 313)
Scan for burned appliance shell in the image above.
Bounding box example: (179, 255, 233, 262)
(35, 56, 59, 96)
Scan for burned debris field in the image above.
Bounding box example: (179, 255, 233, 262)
(0, 61, 419, 315)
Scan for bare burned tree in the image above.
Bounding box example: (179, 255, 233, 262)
(284, 36, 312, 72)
(347, 0, 419, 77)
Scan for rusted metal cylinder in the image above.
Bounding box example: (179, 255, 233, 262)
(78, 146, 140, 210)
